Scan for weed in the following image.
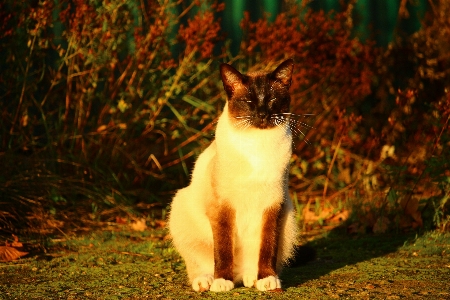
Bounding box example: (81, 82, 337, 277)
(0, 0, 449, 238)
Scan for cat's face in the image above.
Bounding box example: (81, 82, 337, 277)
(220, 59, 294, 130)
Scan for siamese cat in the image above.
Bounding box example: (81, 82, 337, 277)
(169, 59, 298, 292)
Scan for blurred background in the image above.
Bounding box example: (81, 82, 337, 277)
(0, 0, 448, 240)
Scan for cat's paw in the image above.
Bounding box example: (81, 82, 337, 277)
(255, 275, 281, 291)
(209, 278, 234, 292)
(242, 273, 257, 288)
(192, 274, 214, 292)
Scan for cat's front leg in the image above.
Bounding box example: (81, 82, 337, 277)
(208, 205, 235, 292)
(256, 205, 282, 291)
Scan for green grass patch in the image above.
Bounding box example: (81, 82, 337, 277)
(1, 229, 449, 299)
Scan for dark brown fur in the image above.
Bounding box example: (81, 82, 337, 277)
(258, 204, 282, 279)
(208, 205, 236, 281)
(220, 60, 293, 130)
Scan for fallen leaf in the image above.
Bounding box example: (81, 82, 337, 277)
(130, 218, 147, 232)
(0, 246, 28, 262)
(400, 197, 419, 216)
(115, 216, 128, 224)
(302, 206, 333, 224)
(97, 125, 108, 132)
(347, 222, 365, 234)
(410, 211, 423, 227)
(11, 234, 23, 247)
(329, 210, 350, 224)
(373, 216, 390, 234)
(154, 220, 166, 228)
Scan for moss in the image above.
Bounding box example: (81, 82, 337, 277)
(1, 229, 449, 299)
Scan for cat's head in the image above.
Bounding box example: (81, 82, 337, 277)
(220, 59, 294, 130)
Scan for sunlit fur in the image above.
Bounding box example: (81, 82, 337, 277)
(169, 59, 299, 293)
(233, 112, 314, 144)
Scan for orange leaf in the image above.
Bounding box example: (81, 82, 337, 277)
(11, 234, 23, 247)
(154, 220, 166, 228)
(0, 246, 28, 262)
(115, 216, 128, 224)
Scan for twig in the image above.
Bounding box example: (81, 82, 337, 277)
(0, 263, 28, 267)
(108, 250, 148, 257)
(323, 136, 342, 202)
(10, 34, 37, 134)
(169, 120, 217, 154)
(162, 150, 196, 169)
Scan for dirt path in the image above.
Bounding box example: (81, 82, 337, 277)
(1, 228, 449, 299)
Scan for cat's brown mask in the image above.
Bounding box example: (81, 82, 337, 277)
(220, 59, 294, 130)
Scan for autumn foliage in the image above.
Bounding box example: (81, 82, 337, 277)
(237, 1, 450, 234)
(0, 0, 449, 238)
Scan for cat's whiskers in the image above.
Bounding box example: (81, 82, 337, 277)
(269, 115, 288, 127)
(233, 116, 253, 130)
(233, 114, 313, 142)
(271, 113, 313, 144)
(273, 112, 315, 117)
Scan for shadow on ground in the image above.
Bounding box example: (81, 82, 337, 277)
(283, 226, 417, 287)
(279, 226, 449, 299)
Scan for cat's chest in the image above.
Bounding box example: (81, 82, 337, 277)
(215, 128, 291, 182)
(213, 107, 292, 183)
(229, 134, 283, 171)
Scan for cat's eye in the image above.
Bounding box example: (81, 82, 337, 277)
(240, 99, 252, 104)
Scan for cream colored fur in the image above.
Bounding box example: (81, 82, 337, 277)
(168, 103, 298, 292)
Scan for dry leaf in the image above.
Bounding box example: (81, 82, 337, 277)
(154, 220, 167, 228)
(410, 211, 423, 227)
(347, 222, 365, 234)
(130, 218, 147, 232)
(11, 234, 23, 248)
(337, 167, 352, 184)
(302, 207, 333, 223)
(373, 216, 390, 234)
(400, 197, 419, 216)
(97, 125, 108, 132)
(303, 209, 318, 223)
(115, 216, 128, 224)
(398, 215, 413, 229)
(0, 246, 28, 262)
(329, 210, 350, 224)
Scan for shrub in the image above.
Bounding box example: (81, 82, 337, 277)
(1, 0, 448, 237)
(240, 0, 449, 233)
(0, 0, 224, 236)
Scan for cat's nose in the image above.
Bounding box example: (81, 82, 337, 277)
(258, 111, 267, 118)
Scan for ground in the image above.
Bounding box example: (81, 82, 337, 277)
(1, 227, 449, 300)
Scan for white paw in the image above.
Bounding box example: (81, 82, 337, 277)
(209, 278, 234, 292)
(255, 275, 281, 291)
(242, 273, 257, 288)
(192, 274, 214, 292)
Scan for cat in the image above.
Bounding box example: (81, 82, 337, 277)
(168, 59, 298, 292)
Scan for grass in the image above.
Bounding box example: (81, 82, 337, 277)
(1, 227, 449, 299)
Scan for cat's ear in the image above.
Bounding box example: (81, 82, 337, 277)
(272, 58, 294, 87)
(220, 63, 245, 99)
